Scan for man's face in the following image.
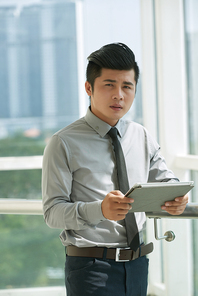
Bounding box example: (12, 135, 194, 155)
(85, 68, 136, 126)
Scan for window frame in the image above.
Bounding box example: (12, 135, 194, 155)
(141, 0, 195, 295)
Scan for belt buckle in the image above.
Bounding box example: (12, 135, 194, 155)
(115, 247, 130, 262)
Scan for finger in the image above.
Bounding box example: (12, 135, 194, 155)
(161, 205, 187, 215)
(116, 209, 132, 219)
(111, 190, 124, 196)
(163, 208, 185, 215)
(116, 214, 127, 220)
(164, 201, 186, 207)
(110, 208, 132, 221)
(162, 205, 185, 211)
(114, 196, 134, 204)
(115, 203, 132, 210)
(175, 194, 189, 202)
(163, 195, 188, 207)
(117, 207, 131, 214)
(110, 191, 134, 203)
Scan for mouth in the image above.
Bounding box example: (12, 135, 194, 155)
(110, 105, 123, 111)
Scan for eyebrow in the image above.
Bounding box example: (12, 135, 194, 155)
(123, 81, 134, 86)
(103, 79, 134, 86)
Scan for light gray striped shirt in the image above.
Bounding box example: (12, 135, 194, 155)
(42, 108, 177, 248)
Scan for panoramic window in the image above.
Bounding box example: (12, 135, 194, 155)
(0, 1, 80, 289)
(0, 0, 142, 290)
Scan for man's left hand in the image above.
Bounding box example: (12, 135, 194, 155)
(161, 194, 189, 215)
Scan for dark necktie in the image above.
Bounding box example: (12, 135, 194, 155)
(108, 127, 140, 251)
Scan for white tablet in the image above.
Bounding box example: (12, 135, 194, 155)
(125, 181, 194, 212)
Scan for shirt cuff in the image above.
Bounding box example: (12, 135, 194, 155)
(78, 200, 107, 226)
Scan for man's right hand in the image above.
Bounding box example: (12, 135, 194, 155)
(101, 190, 134, 221)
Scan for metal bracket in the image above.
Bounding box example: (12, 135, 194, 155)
(154, 218, 175, 242)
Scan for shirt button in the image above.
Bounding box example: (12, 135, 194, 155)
(95, 126, 99, 130)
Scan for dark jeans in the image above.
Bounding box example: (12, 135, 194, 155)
(65, 254, 149, 296)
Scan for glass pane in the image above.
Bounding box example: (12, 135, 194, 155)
(0, 134, 44, 199)
(184, 0, 198, 294)
(0, 0, 80, 200)
(0, 169, 41, 199)
(0, 215, 65, 289)
(83, 0, 143, 124)
(0, 0, 79, 147)
(0, 0, 143, 291)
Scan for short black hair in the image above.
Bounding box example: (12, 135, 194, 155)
(86, 43, 139, 91)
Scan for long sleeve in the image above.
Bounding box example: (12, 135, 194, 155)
(146, 132, 179, 183)
(42, 135, 106, 230)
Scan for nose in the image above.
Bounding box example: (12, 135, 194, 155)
(112, 87, 124, 100)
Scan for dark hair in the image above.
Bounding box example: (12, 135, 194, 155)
(86, 43, 139, 91)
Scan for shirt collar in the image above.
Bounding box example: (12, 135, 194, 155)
(85, 107, 123, 138)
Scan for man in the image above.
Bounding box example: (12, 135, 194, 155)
(42, 43, 188, 296)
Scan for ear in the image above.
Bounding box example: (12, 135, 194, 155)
(85, 81, 92, 97)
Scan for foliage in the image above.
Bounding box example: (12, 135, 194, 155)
(0, 169, 42, 199)
(0, 134, 45, 157)
(0, 134, 45, 199)
(0, 134, 65, 288)
(0, 215, 65, 288)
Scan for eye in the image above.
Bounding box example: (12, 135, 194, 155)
(105, 83, 113, 87)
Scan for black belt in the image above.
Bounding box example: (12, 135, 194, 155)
(67, 243, 153, 262)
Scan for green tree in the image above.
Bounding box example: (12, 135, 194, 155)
(0, 134, 45, 199)
(0, 134, 65, 288)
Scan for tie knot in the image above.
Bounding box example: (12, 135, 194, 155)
(108, 127, 118, 139)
